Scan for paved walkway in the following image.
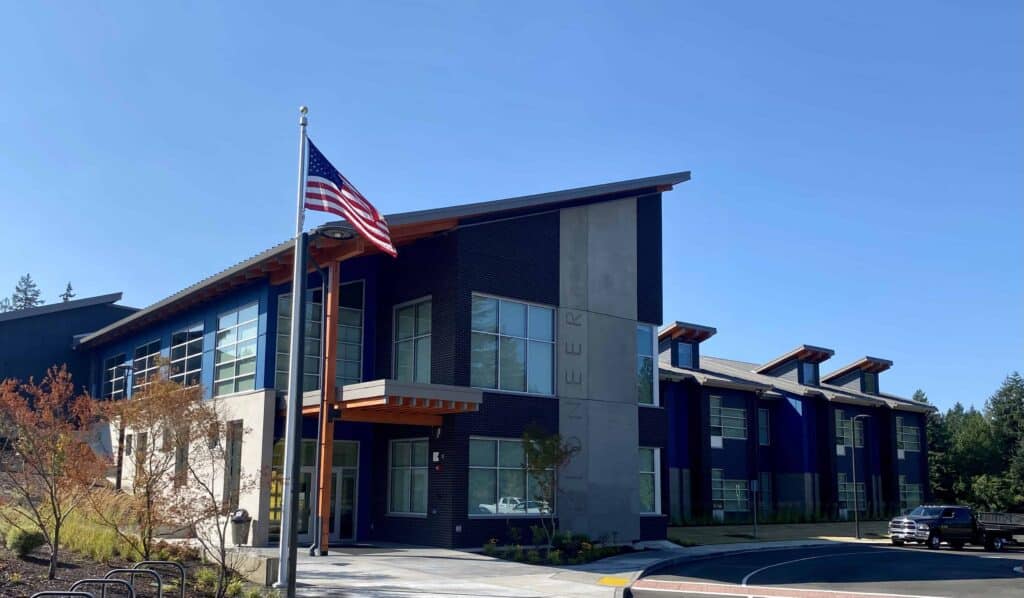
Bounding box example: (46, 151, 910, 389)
(287, 540, 841, 597)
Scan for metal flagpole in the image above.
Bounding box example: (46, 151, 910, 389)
(276, 106, 310, 597)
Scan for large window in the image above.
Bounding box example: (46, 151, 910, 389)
(711, 469, 749, 512)
(639, 447, 660, 514)
(103, 353, 127, 399)
(896, 417, 921, 452)
(470, 295, 554, 395)
(468, 437, 553, 516)
(758, 408, 770, 446)
(838, 473, 867, 512)
(276, 290, 323, 393)
(835, 410, 864, 448)
(214, 302, 258, 397)
(394, 298, 431, 383)
(389, 439, 428, 515)
(336, 281, 364, 388)
(710, 396, 747, 440)
(170, 323, 204, 387)
(899, 475, 922, 510)
(637, 324, 656, 405)
(132, 340, 162, 392)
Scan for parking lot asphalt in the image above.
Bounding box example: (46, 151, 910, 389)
(631, 542, 1024, 598)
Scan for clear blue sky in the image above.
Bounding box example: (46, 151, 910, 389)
(1, 2, 1020, 412)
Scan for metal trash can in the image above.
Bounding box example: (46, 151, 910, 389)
(231, 509, 252, 546)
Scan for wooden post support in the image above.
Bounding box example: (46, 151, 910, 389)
(316, 260, 341, 551)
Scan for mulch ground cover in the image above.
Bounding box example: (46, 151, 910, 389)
(0, 544, 202, 598)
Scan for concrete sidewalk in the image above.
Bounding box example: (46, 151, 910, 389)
(288, 540, 843, 597)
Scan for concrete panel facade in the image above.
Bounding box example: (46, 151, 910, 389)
(557, 198, 642, 543)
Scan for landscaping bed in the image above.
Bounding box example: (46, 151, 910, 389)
(482, 528, 633, 566)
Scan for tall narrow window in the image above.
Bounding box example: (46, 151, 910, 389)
(389, 439, 428, 515)
(639, 447, 660, 514)
(862, 372, 878, 394)
(710, 396, 723, 437)
(801, 362, 819, 386)
(170, 323, 204, 387)
(276, 290, 322, 392)
(637, 324, 656, 405)
(394, 298, 432, 384)
(103, 354, 127, 399)
(132, 340, 162, 392)
(223, 420, 243, 509)
(676, 341, 695, 369)
(336, 281, 364, 388)
(758, 408, 770, 446)
(214, 302, 258, 397)
(470, 295, 554, 395)
(899, 475, 922, 510)
(759, 472, 773, 512)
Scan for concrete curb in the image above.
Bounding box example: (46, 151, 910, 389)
(617, 540, 834, 598)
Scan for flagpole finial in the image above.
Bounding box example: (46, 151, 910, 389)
(299, 106, 308, 126)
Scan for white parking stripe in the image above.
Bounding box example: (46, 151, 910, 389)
(632, 578, 948, 598)
(740, 551, 877, 586)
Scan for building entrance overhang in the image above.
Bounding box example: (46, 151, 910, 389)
(302, 379, 482, 427)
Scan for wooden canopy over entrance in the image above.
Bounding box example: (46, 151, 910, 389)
(331, 379, 482, 427)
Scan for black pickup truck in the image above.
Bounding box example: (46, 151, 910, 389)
(888, 505, 1024, 551)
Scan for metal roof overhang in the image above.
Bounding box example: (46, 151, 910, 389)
(304, 379, 483, 427)
(78, 171, 690, 349)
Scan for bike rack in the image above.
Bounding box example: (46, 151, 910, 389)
(132, 561, 186, 598)
(105, 568, 162, 598)
(68, 578, 135, 598)
(30, 592, 96, 598)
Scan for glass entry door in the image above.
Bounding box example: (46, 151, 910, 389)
(297, 440, 359, 545)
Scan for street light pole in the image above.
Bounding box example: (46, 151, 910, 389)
(851, 414, 871, 540)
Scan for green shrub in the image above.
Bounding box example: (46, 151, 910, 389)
(511, 545, 524, 562)
(530, 525, 546, 546)
(526, 549, 541, 564)
(243, 588, 267, 598)
(547, 549, 563, 565)
(224, 576, 245, 597)
(6, 527, 46, 558)
(482, 538, 498, 556)
(61, 508, 123, 562)
(194, 567, 219, 592)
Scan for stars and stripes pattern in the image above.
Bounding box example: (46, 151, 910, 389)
(304, 139, 397, 257)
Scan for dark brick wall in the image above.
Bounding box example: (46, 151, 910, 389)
(636, 193, 663, 326)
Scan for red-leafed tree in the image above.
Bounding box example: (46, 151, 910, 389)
(0, 366, 109, 579)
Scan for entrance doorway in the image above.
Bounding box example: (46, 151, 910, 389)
(297, 440, 359, 545)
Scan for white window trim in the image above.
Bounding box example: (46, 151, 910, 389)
(103, 353, 128, 399)
(387, 437, 429, 518)
(467, 435, 556, 518)
(170, 323, 204, 388)
(469, 292, 556, 398)
(214, 302, 259, 397)
(392, 295, 432, 384)
(132, 338, 162, 393)
(335, 279, 366, 388)
(275, 290, 324, 392)
(710, 396, 747, 441)
(639, 446, 662, 515)
(638, 322, 660, 407)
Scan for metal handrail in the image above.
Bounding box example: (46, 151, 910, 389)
(105, 568, 162, 598)
(132, 561, 186, 598)
(68, 578, 134, 598)
(30, 593, 96, 598)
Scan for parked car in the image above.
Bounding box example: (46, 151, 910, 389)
(888, 505, 1024, 551)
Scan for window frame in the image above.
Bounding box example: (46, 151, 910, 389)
(837, 473, 867, 513)
(392, 295, 433, 384)
(800, 361, 819, 386)
(275, 289, 324, 393)
(387, 437, 429, 517)
(637, 323, 659, 407)
(758, 407, 770, 446)
(862, 372, 879, 394)
(467, 435, 555, 518)
(169, 322, 204, 388)
(710, 396, 746, 441)
(131, 339, 162, 393)
(469, 293, 556, 397)
(213, 302, 260, 398)
(711, 468, 750, 512)
(335, 279, 366, 388)
(103, 353, 128, 399)
(896, 416, 921, 452)
(759, 471, 773, 512)
(899, 475, 922, 510)
(639, 446, 661, 515)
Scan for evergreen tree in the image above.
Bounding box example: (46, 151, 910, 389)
(59, 282, 75, 302)
(11, 274, 44, 310)
(0, 297, 10, 313)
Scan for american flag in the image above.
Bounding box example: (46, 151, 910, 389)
(304, 139, 397, 257)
